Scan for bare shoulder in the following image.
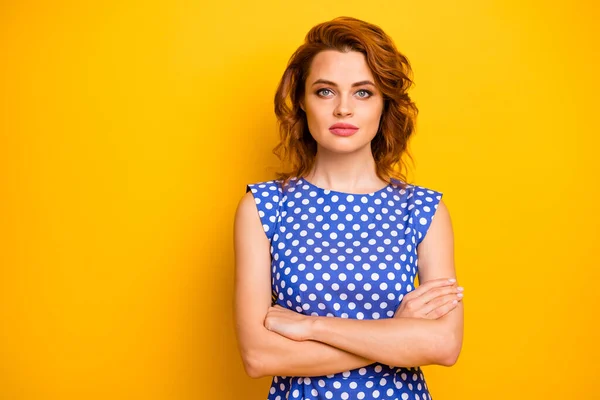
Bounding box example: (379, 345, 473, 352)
(234, 189, 271, 248)
(417, 198, 456, 281)
(235, 190, 258, 222)
(432, 199, 453, 230)
(422, 198, 453, 238)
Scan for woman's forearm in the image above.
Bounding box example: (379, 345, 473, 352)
(308, 312, 461, 367)
(247, 327, 376, 378)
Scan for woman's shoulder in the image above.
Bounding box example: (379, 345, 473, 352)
(246, 177, 302, 194)
(243, 178, 289, 240)
(391, 181, 445, 246)
(244, 179, 291, 209)
(391, 178, 443, 197)
(246, 179, 283, 191)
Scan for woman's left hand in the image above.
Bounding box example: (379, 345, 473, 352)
(264, 304, 315, 341)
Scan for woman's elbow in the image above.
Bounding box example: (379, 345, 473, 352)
(438, 349, 460, 367)
(438, 333, 463, 366)
(237, 327, 274, 378)
(241, 348, 269, 379)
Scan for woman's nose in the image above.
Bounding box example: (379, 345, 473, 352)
(334, 99, 353, 117)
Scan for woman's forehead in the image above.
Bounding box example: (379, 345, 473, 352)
(307, 50, 374, 84)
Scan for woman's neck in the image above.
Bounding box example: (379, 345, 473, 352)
(303, 146, 388, 193)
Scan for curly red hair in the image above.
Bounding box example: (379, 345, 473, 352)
(273, 16, 419, 189)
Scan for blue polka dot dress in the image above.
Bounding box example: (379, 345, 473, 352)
(246, 176, 443, 400)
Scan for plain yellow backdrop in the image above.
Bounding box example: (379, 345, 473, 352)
(1, 1, 599, 399)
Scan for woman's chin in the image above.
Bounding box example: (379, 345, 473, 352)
(317, 141, 370, 155)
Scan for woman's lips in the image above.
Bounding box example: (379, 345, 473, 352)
(329, 127, 359, 136)
(329, 123, 359, 137)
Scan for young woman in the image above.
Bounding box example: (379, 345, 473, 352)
(234, 16, 464, 400)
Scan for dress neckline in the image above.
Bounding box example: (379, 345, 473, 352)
(296, 177, 395, 197)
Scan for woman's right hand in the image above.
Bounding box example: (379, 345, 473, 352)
(394, 278, 463, 320)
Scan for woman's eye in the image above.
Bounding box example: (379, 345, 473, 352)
(316, 88, 372, 98)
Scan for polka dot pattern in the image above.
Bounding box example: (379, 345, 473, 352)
(246, 177, 443, 400)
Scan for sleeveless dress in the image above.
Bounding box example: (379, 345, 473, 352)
(246, 176, 443, 400)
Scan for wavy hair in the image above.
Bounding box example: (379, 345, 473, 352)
(273, 16, 419, 189)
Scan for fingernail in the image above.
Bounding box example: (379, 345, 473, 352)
(457, 293, 463, 298)
(449, 278, 456, 283)
(457, 286, 464, 292)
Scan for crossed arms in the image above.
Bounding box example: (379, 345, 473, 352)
(233, 191, 464, 378)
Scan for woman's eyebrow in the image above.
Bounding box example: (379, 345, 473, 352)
(311, 79, 376, 88)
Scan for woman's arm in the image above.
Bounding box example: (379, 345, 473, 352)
(413, 198, 464, 363)
(265, 199, 464, 367)
(233, 191, 376, 378)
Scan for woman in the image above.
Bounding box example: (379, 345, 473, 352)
(234, 16, 464, 400)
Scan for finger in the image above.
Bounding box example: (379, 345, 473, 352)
(424, 297, 462, 319)
(406, 278, 457, 299)
(399, 290, 457, 318)
(417, 285, 463, 306)
(421, 292, 463, 314)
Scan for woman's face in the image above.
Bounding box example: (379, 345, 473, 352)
(301, 50, 384, 154)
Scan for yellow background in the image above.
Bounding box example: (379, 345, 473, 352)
(1, 1, 599, 399)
